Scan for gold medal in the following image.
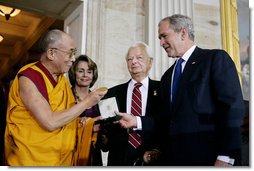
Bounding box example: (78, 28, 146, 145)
(95, 87, 108, 92)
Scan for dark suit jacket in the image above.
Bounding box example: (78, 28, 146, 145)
(146, 47, 244, 166)
(101, 78, 160, 166)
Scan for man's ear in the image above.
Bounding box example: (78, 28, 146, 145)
(47, 49, 54, 60)
(181, 28, 188, 40)
(148, 57, 153, 70)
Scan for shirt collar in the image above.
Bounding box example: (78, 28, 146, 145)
(181, 45, 196, 62)
(130, 76, 149, 90)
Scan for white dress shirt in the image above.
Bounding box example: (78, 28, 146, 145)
(127, 77, 149, 130)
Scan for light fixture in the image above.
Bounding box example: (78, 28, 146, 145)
(0, 5, 21, 21)
(0, 34, 3, 42)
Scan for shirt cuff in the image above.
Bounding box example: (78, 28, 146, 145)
(134, 116, 142, 130)
(217, 155, 235, 165)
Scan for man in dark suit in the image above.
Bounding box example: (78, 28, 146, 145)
(101, 42, 160, 166)
(117, 14, 244, 166)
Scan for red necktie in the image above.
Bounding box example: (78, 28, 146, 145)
(128, 82, 142, 149)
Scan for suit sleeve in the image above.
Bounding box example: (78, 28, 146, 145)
(212, 50, 244, 162)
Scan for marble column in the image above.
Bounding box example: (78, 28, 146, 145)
(146, 0, 193, 80)
(86, 0, 146, 88)
(85, 0, 222, 87)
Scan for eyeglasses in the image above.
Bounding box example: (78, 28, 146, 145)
(50, 48, 77, 59)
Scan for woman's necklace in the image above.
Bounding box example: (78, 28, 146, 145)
(73, 87, 83, 102)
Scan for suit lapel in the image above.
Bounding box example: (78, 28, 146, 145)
(146, 79, 158, 116)
(164, 64, 175, 106)
(174, 47, 203, 111)
(181, 47, 203, 83)
(117, 81, 129, 112)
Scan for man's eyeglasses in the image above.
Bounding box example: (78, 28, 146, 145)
(50, 48, 77, 58)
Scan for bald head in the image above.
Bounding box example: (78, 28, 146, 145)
(38, 29, 71, 54)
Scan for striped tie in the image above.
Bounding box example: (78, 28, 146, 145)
(128, 82, 142, 149)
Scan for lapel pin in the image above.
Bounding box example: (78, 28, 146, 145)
(153, 90, 157, 96)
(192, 62, 196, 64)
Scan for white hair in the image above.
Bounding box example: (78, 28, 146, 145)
(126, 41, 154, 59)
